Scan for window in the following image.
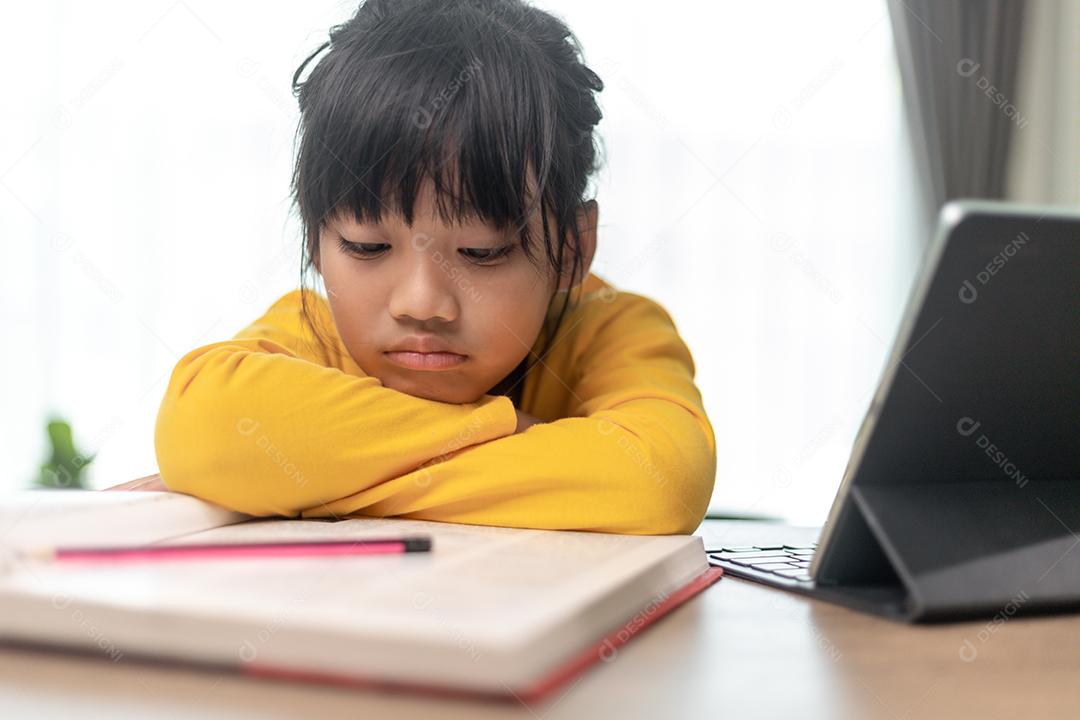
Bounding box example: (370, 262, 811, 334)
(1, 1, 919, 523)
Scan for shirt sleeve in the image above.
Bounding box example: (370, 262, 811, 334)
(153, 295, 518, 517)
(300, 292, 718, 535)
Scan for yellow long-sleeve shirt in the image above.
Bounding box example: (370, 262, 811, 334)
(154, 272, 716, 534)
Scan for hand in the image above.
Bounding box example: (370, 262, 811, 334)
(103, 473, 169, 492)
(514, 409, 543, 434)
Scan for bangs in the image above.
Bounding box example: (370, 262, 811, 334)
(292, 12, 568, 263)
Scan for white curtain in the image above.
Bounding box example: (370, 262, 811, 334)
(1007, 0, 1080, 205)
(1, 0, 917, 524)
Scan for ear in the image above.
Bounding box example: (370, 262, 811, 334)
(556, 200, 598, 292)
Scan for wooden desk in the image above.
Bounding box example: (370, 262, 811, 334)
(1, 520, 1077, 719)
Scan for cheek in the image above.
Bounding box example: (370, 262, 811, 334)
(321, 247, 381, 304)
(488, 256, 553, 303)
(320, 257, 383, 349)
(474, 264, 553, 338)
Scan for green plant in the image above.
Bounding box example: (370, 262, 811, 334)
(34, 417, 94, 490)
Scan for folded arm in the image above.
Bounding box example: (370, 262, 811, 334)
(302, 293, 718, 534)
(154, 293, 517, 516)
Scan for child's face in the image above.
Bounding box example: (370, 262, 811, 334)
(316, 181, 596, 405)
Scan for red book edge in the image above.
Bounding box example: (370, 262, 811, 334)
(244, 565, 724, 705)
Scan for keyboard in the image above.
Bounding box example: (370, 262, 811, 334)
(705, 543, 817, 586)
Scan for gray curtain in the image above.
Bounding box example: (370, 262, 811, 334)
(888, 0, 1027, 236)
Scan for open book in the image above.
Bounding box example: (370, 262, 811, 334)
(0, 490, 721, 703)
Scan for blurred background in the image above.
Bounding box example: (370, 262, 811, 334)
(2, 0, 1077, 523)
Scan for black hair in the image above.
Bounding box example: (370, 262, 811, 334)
(289, 0, 604, 407)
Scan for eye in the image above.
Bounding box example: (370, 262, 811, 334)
(459, 244, 515, 266)
(337, 237, 388, 258)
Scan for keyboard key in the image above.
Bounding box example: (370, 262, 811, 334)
(720, 546, 759, 553)
(728, 558, 786, 568)
(727, 558, 770, 567)
(709, 551, 793, 561)
(745, 561, 798, 570)
(783, 544, 817, 550)
(751, 544, 785, 550)
(776, 568, 812, 580)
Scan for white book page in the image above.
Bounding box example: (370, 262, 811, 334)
(5, 516, 701, 643)
(0, 514, 707, 688)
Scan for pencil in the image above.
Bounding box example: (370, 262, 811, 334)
(26, 536, 433, 564)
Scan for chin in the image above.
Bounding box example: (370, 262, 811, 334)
(382, 375, 481, 405)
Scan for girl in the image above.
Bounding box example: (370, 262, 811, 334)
(153, 0, 716, 534)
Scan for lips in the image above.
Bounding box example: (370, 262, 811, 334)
(386, 335, 463, 354)
(383, 351, 467, 371)
(384, 336, 468, 371)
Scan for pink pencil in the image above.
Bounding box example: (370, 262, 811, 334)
(27, 536, 433, 565)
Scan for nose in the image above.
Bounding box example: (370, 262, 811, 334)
(387, 242, 461, 325)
